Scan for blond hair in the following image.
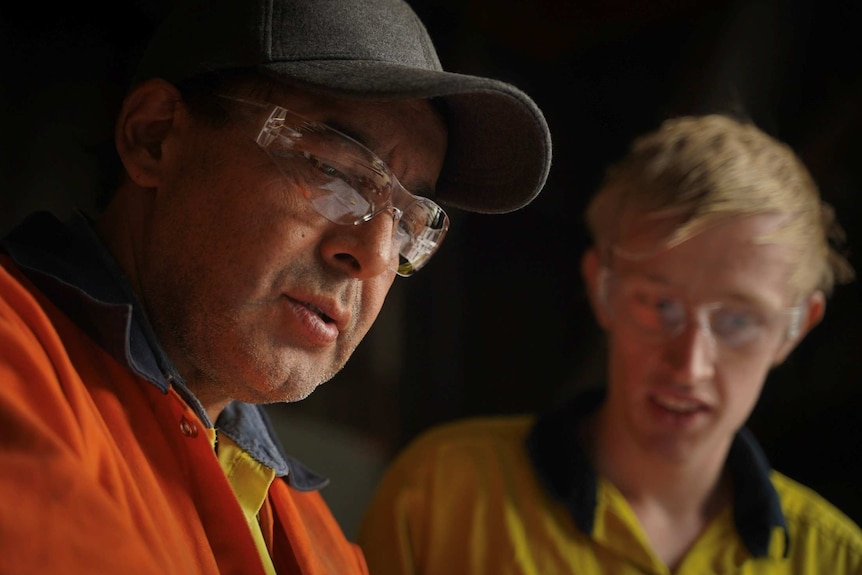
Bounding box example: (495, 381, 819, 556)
(585, 114, 853, 296)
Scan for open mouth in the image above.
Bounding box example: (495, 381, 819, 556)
(286, 296, 342, 345)
(304, 302, 334, 323)
(652, 394, 703, 414)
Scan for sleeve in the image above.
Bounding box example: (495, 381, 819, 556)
(356, 424, 497, 575)
(357, 420, 536, 575)
(0, 265, 165, 575)
(355, 438, 430, 575)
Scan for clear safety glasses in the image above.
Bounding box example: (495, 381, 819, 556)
(599, 268, 803, 350)
(217, 95, 449, 277)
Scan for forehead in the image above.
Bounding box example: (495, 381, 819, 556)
(249, 86, 448, 192)
(267, 88, 445, 151)
(614, 213, 796, 306)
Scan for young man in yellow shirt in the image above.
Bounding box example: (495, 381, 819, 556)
(359, 114, 862, 574)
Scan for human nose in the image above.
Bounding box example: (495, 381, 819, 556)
(663, 316, 716, 384)
(321, 210, 398, 279)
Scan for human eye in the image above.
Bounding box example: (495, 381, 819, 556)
(304, 153, 349, 181)
(391, 207, 428, 258)
(654, 296, 685, 329)
(295, 153, 377, 223)
(397, 202, 435, 237)
(710, 308, 764, 346)
(624, 283, 683, 332)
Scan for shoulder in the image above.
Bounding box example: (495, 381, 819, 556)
(0, 254, 54, 343)
(771, 471, 862, 558)
(0, 253, 36, 308)
(401, 415, 535, 458)
(366, 415, 544, 528)
(382, 415, 536, 482)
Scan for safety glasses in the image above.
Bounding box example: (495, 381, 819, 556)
(217, 95, 449, 276)
(598, 268, 804, 350)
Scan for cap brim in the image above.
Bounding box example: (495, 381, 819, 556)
(256, 60, 552, 214)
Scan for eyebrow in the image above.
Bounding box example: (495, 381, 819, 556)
(326, 118, 439, 198)
(623, 270, 672, 286)
(412, 182, 436, 198)
(326, 120, 373, 150)
(628, 272, 784, 310)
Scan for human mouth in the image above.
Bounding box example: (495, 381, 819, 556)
(303, 301, 333, 323)
(647, 391, 712, 429)
(285, 295, 345, 346)
(652, 394, 703, 414)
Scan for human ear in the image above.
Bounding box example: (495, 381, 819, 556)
(772, 290, 826, 365)
(115, 78, 183, 188)
(582, 248, 611, 330)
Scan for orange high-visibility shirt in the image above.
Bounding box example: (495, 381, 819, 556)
(0, 212, 368, 575)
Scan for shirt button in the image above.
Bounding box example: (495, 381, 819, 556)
(179, 416, 199, 438)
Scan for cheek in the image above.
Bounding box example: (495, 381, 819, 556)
(352, 277, 395, 333)
(200, 173, 320, 258)
(719, 354, 773, 404)
(607, 331, 659, 387)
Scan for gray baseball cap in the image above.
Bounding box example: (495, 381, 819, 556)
(134, 0, 552, 214)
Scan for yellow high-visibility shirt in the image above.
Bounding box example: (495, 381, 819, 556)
(359, 391, 862, 575)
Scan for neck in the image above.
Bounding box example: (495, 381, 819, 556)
(95, 184, 231, 424)
(588, 407, 733, 568)
(93, 180, 155, 301)
(590, 408, 731, 514)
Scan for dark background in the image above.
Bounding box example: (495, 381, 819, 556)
(2, 0, 860, 537)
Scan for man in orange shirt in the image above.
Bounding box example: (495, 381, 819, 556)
(0, 0, 551, 572)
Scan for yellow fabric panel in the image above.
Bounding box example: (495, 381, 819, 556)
(218, 433, 278, 575)
(358, 416, 862, 575)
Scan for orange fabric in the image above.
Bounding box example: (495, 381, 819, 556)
(0, 255, 368, 575)
(270, 480, 369, 575)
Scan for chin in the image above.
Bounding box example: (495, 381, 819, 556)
(278, 382, 324, 403)
(267, 365, 339, 404)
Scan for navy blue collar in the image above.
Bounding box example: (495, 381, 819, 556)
(525, 386, 789, 558)
(1, 211, 327, 491)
